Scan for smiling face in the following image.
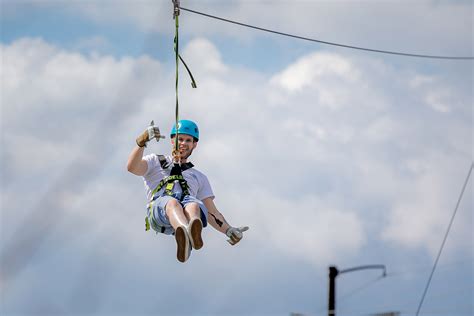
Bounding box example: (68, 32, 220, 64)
(171, 134, 197, 161)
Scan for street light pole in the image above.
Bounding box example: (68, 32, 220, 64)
(328, 266, 339, 316)
(327, 264, 386, 316)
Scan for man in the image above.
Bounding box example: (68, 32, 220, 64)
(127, 119, 248, 263)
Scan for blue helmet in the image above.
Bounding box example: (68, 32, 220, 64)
(170, 119, 199, 140)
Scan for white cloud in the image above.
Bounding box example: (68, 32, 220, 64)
(62, 1, 170, 33)
(270, 52, 359, 93)
(72, 35, 111, 53)
(179, 40, 471, 264)
(410, 73, 458, 113)
(2, 38, 368, 270)
(1, 37, 162, 174)
(0, 39, 169, 284)
(1, 35, 472, 313)
(245, 191, 366, 265)
(382, 155, 473, 255)
(3, 36, 471, 255)
(182, 37, 229, 74)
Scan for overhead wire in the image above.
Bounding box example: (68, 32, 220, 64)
(332, 309, 474, 316)
(415, 161, 474, 316)
(315, 274, 387, 314)
(337, 275, 387, 303)
(180, 7, 474, 60)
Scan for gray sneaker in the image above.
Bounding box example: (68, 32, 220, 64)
(188, 218, 203, 250)
(175, 226, 191, 263)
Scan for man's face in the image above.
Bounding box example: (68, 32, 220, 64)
(171, 134, 197, 159)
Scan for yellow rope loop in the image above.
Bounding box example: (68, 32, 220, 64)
(172, 149, 181, 164)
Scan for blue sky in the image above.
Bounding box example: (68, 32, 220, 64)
(1, 1, 473, 316)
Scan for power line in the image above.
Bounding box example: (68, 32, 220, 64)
(338, 275, 386, 303)
(416, 161, 474, 316)
(180, 7, 474, 60)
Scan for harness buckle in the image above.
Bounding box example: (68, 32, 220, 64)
(165, 181, 175, 194)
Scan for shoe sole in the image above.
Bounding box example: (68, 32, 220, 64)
(189, 218, 203, 250)
(175, 226, 190, 263)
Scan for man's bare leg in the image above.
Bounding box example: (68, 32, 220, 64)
(165, 199, 191, 262)
(184, 202, 203, 250)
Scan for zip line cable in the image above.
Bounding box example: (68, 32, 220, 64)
(180, 7, 474, 60)
(415, 161, 474, 316)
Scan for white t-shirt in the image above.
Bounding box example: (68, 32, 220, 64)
(142, 154, 214, 202)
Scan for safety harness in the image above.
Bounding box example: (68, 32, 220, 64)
(150, 159, 194, 200)
(145, 155, 194, 233)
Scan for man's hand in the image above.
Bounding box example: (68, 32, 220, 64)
(136, 121, 164, 147)
(226, 226, 249, 245)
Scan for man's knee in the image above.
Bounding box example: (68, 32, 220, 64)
(188, 201, 199, 207)
(165, 198, 182, 212)
(185, 202, 200, 210)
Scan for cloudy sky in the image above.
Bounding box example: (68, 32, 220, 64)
(1, 1, 473, 315)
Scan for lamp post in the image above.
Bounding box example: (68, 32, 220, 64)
(328, 264, 386, 316)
